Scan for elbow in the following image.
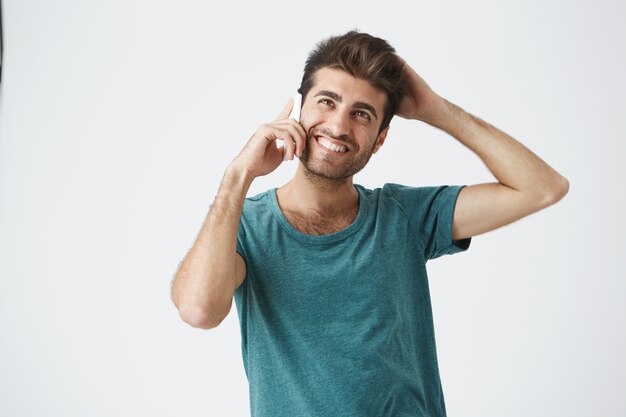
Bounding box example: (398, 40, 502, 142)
(170, 275, 232, 330)
(178, 303, 229, 330)
(529, 175, 569, 209)
(546, 175, 570, 205)
(535, 175, 569, 208)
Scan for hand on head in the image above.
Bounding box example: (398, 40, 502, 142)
(395, 58, 442, 122)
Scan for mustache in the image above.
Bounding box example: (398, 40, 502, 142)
(308, 128, 353, 147)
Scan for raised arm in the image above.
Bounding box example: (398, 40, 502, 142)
(396, 60, 569, 241)
(170, 99, 306, 329)
(171, 168, 252, 329)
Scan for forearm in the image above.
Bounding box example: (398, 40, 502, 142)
(171, 164, 253, 328)
(425, 97, 569, 197)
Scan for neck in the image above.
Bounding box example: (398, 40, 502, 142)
(277, 162, 359, 215)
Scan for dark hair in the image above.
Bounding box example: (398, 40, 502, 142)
(298, 30, 408, 134)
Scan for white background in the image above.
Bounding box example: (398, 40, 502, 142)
(1, 0, 624, 416)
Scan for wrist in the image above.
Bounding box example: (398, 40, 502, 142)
(225, 161, 256, 189)
(422, 97, 464, 132)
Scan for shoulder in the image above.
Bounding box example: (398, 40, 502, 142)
(379, 183, 465, 205)
(360, 182, 437, 207)
(242, 189, 272, 211)
(360, 182, 466, 219)
(356, 182, 422, 220)
(238, 189, 275, 229)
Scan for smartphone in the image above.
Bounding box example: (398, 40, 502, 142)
(287, 94, 304, 159)
(290, 94, 302, 122)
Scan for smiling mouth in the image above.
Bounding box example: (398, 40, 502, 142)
(316, 136, 349, 153)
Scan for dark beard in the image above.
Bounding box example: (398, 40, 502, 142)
(299, 131, 376, 186)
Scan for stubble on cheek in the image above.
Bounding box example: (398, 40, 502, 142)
(299, 131, 314, 163)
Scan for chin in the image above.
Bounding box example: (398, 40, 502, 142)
(301, 156, 369, 182)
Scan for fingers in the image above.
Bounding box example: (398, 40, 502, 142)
(236, 101, 306, 178)
(260, 98, 306, 162)
(275, 119, 306, 160)
(274, 98, 294, 122)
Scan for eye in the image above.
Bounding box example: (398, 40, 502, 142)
(354, 110, 371, 121)
(318, 98, 333, 106)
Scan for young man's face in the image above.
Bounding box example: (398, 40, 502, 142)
(298, 67, 389, 181)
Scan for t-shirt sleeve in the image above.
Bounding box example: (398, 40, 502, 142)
(235, 218, 249, 289)
(236, 221, 246, 260)
(385, 183, 472, 261)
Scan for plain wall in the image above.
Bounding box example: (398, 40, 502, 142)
(1, 0, 624, 416)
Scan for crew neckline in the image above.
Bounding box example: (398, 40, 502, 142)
(268, 184, 369, 244)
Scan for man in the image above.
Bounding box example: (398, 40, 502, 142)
(171, 31, 569, 416)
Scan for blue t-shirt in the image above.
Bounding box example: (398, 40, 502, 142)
(234, 183, 471, 417)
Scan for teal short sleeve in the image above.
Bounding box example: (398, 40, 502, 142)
(382, 183, 472, 261)
(236, 220, 247, 269)
(236, 230, 245, 259)
(420, 185, 471, 259)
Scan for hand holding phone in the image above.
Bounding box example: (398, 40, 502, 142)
(230, 98, 307, 177)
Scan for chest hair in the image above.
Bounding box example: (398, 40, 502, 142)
(282, 208, 358, 236)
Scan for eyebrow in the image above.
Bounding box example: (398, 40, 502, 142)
(313, 90, 379, 120)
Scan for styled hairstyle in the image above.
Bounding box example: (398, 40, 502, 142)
(298, 30, 408, 134)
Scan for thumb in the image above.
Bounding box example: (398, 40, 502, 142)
(274, 98, 294, 121)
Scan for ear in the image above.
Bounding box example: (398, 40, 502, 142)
(371, 126, 389, 154)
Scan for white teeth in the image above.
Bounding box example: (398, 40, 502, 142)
(318, 137, 347, 153)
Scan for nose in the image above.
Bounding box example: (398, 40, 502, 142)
(326, 107, 351, 138)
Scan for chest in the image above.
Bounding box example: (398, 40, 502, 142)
(241, 224, 429, 332)
(282, 209, 358, 235)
